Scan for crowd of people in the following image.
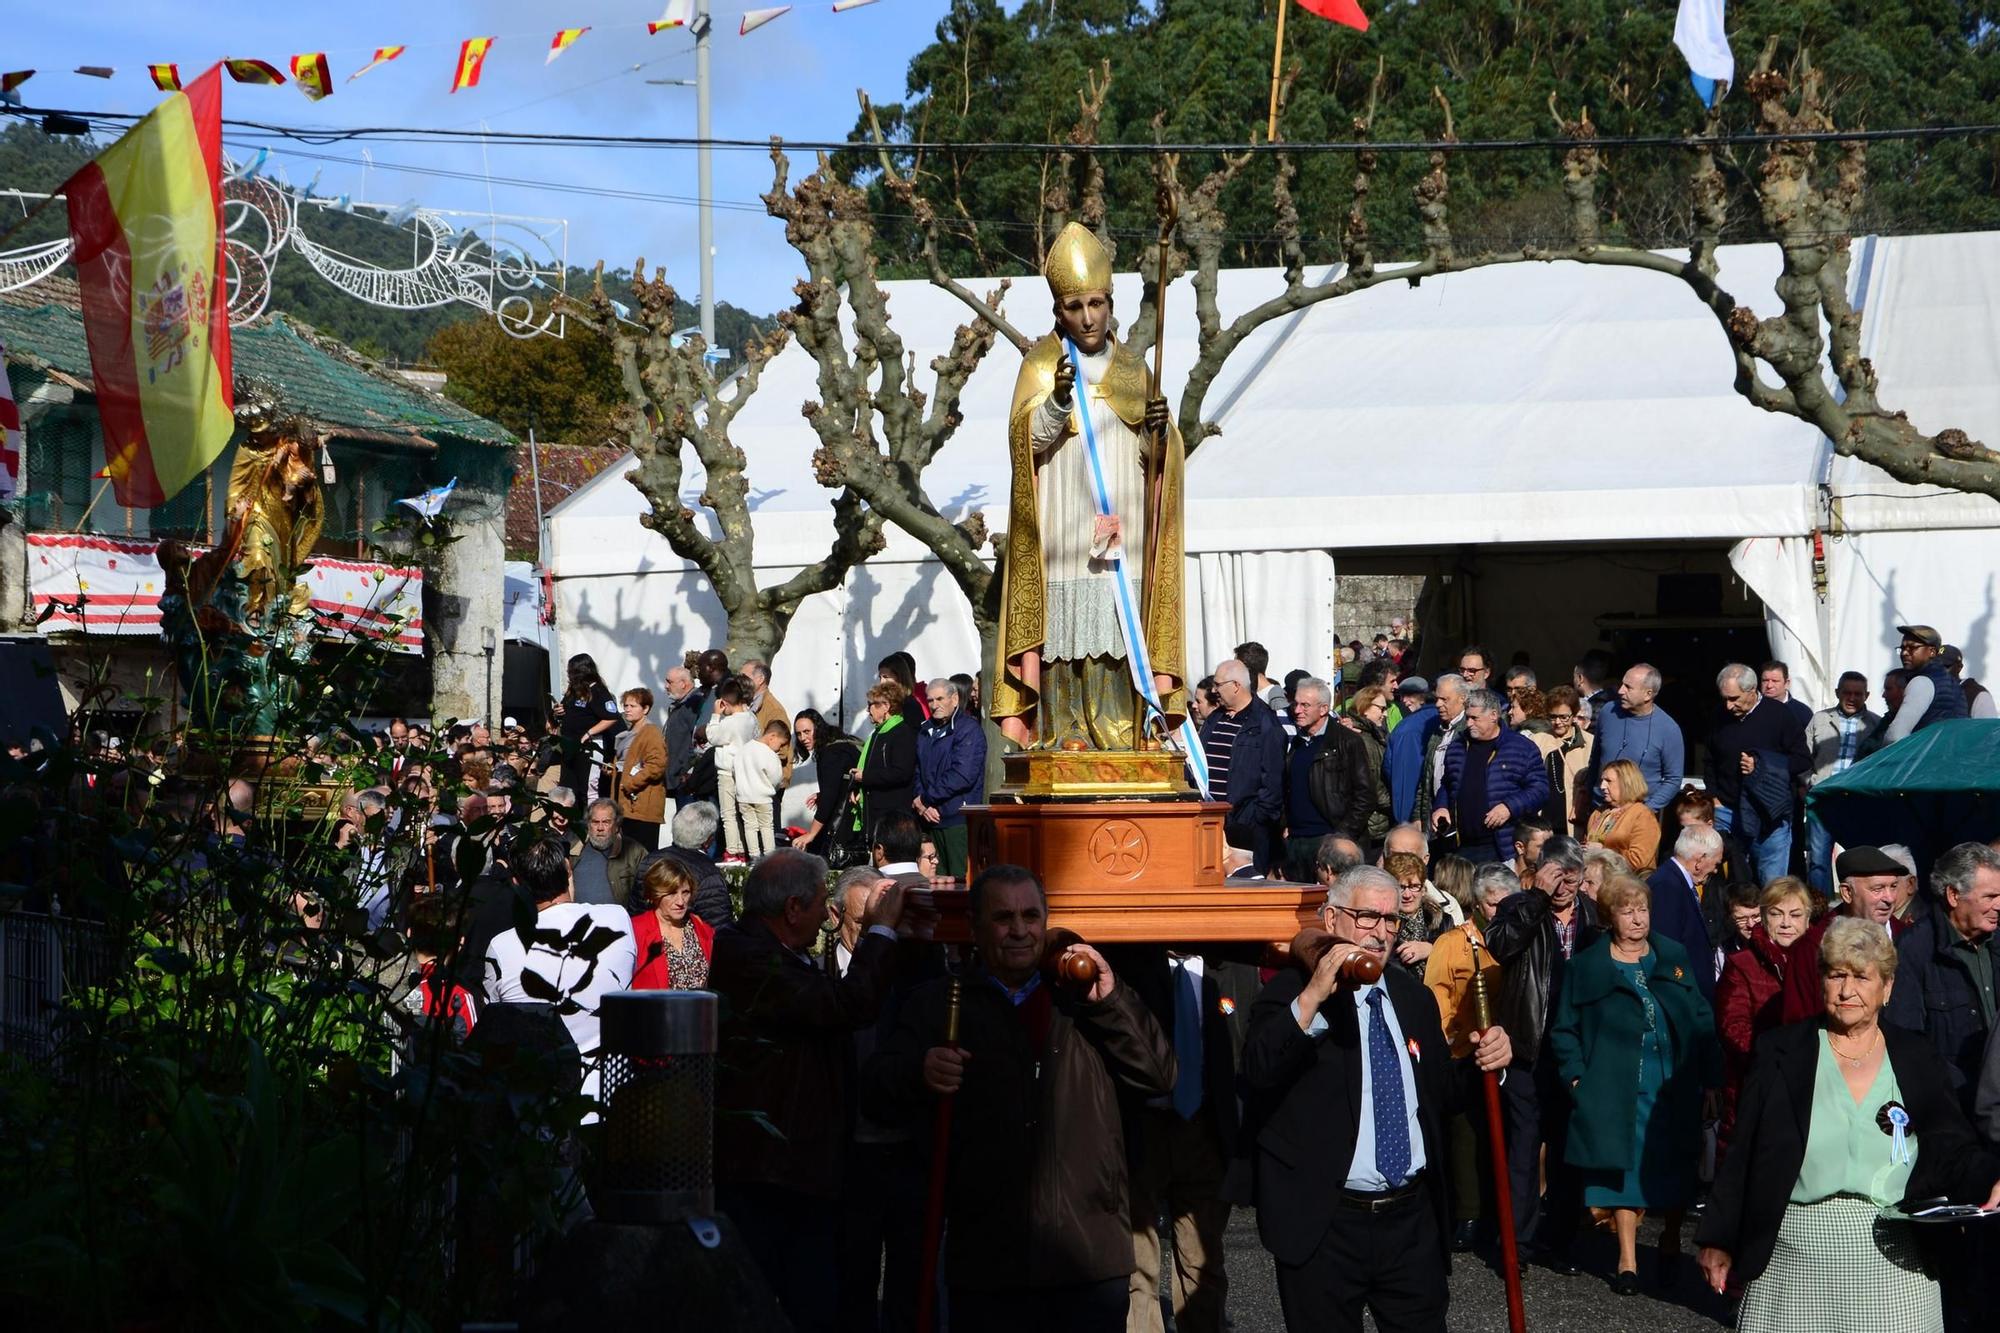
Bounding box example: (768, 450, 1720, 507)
(74, 617, 1994, 1333)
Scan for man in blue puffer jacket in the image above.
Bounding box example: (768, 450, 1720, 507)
(1431, 688, 1552, 864)
(915, 678, 988, 878)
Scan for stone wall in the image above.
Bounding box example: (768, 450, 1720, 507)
(426, 438, 516, 725)
(1334, 572, 1424, 647)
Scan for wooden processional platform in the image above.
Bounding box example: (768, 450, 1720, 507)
(927, 749, 1324, 946)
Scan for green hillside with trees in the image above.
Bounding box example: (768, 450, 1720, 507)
(845, 0, 2000, 276)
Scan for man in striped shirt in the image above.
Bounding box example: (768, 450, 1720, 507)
(1198, 659, 1287, 874)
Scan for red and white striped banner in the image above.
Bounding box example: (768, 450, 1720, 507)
(28, 533, 424, 652)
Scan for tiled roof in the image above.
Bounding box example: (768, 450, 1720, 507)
(0, 292, 512, 447)
(505, 442, 625, 554)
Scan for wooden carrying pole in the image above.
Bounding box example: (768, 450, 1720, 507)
(913, 975, 964, 1333)
(1267, 0, 1290, 141)
(1468, 932, 1528, 1333)
(1137, 166, 1178, 746)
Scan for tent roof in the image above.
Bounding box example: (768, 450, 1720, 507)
(1185, 245, 1829, 549)
(1806, 719, 2000, 853)
(552, 232, 2000, 576)
(1823, 232, 2000, 532)
(1812, 720, 2000, 798)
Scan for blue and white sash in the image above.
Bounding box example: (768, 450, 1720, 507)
(1062, 338, 1211, 799)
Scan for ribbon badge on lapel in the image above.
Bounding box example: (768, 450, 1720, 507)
(1407, 1036, 1421, 1063)
(1218, 996, 1236, 1017)
(1876, 1101, 1914, 1165)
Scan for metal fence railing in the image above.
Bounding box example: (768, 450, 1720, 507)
(0, 910, 114, 1071)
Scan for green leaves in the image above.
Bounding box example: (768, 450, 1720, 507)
(856, 0, 2000, 269)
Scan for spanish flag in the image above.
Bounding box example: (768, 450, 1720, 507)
(349, 46, 405, 82)
(546, 28, 589, 64)
(291, 53, 333, 101)
(450, 37, 494, 92)
(148, 64, 182, 92)
(60, 64, 233, 509)
(224, 58, 286, 85)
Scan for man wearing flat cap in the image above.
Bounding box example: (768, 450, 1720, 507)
(1778, 845, 1914, 1022)
(1882, 624, 1970, 743)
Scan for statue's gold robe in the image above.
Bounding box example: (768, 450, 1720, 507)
(990, 332, 1185, 746)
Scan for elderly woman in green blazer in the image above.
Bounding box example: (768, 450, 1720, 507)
(1551, 872, 1721, 1296)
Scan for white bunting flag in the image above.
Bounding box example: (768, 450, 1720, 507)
(739, 6, 793, 35)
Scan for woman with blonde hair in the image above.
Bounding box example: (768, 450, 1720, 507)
(1553, 873, 1720, 1293)
(1589, 758, 1661, 873)
(1579, 845, 1628, 901)
(1700, 918, 2000, 1331)
(1713, 876, 1813, 1156)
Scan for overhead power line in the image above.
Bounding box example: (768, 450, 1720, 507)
(13, 103, 2000, 156)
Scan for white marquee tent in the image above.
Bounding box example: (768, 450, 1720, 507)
(547, 231, 2000, 741)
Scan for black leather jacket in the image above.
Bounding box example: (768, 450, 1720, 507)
(1301, 725, 1372, 842)
(1482, 887, 1601, 1057)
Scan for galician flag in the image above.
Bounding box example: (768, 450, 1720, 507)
(59, 63, 234, 509)
(1674, 0, 1734, 107)
(396, 476, 457, 523)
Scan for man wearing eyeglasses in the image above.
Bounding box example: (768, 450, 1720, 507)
(1244, 865, 1513, 1330)
(1430, 689, 1550, 865)
(1483, 836, 1601, 1275)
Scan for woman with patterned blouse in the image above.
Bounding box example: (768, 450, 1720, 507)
(630, 856, 715, 991)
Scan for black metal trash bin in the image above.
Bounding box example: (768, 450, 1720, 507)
(595, 989, 718, 1225)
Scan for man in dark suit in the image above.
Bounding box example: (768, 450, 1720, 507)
(1112, 947, 1259, 1333)
(709, 849, 906, 1333)
(1243, 865, 1513, 1332)
(1647, 823, 1726, 1002)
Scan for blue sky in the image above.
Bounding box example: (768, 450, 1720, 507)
(7, 1, 953, 318)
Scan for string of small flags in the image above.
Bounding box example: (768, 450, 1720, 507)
(0, 0, 886, 103)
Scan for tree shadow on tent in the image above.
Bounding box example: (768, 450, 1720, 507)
(841, 558, 951, 726)
(567, 571, 727, 691)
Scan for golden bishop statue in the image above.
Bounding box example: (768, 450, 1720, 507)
(990, 222, 1187, 751)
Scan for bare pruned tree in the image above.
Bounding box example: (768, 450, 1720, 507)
(586, 40, 1995, 676)
(764, 136, 1020, 651)
(907, 48, 1997, 497)
(582, 262, 886, 664)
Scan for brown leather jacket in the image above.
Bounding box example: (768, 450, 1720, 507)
(614, 721, 668, 824)
(865, 968, 1175, 1292)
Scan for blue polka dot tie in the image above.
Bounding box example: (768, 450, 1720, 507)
(1367, 988, 1412, 1187)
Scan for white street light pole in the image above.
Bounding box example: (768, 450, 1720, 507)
(695, 0, 715, 348)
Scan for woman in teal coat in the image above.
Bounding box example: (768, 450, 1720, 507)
(1550, 873, 1721, 1296)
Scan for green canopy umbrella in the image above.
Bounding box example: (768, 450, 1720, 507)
(1806, 719, 2000, 866)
